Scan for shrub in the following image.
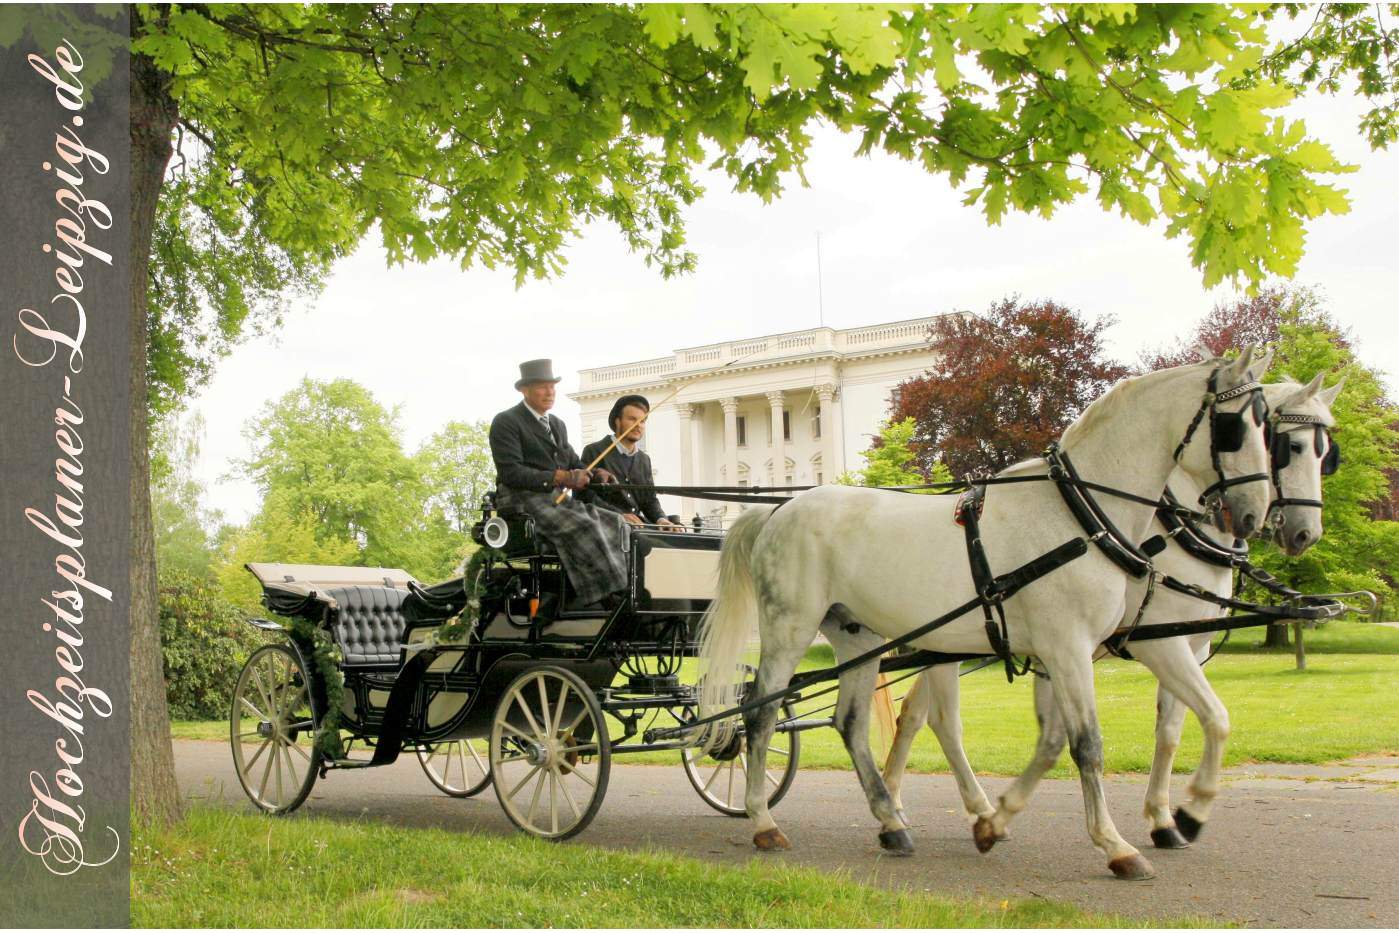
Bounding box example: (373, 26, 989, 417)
(159, 567, 267, 720)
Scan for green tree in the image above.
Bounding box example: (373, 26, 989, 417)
(87, 1, 1396, 824)
(840, 417, 954, 488)
(150, 410, 223, 579)
(235, 378, 462, 582)
(213, 493, 363, 614)
(416, 421, 496, 536)
(158, 568, 266, 720)
(1149, 287, 1399, 623)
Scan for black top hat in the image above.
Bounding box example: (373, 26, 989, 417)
(608, 394, 650, 432)
(515, 359, 562, 390)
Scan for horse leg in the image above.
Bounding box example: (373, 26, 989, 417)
(742, 618, 813, 853)
(881, 668, 931, 823)
(1039, 646, 1155, 880)
(1130, 637, 1230, 845)
(985, 670, 1065, 847)
(822, 612, 913, 855)
(1142, 672, 1191, 849)
(918, 663, 998, 838)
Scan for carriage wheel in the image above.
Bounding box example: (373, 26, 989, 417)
(415, 739, 493, 797)
(681, 699, 800, 817)
(230, 643, 321, 814)
(489, 667, 610, 840)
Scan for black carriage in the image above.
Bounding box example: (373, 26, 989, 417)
(229, 494, 802, 839)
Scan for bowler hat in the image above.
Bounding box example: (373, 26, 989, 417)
(515, 359, 562, 390)
(609, 394, 651, 432)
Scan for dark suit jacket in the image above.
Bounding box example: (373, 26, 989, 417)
(489, 402, 584, 493)
(580, 436, 666, 523)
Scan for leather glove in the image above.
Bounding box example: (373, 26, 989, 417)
(569, 468, 592, 490)
(593, 468, 617, 485)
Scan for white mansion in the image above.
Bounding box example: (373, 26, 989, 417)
(569, 315, 950, 523)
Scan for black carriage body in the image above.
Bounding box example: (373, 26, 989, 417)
(243, 520, 722, 759)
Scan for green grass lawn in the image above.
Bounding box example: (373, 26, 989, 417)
(132, 806, 1195, 928)
(174, 622, 1399, 780)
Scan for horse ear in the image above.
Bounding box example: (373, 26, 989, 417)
(1249, 347, 1275, 381)
(1224, 344, 1256, 383)
(1298, 371, 1326, 400)
(1318, 374, 1346, 408)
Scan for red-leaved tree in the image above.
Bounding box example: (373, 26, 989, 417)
(892, 298, 1130, 478)
(1137, 285, 1352, 371)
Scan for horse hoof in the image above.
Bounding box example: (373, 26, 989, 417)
(1109, 853, 1157, 881)
(972, 817, 999, 853)
(1172, 807, 1204, 843)
(753, 828, 790, 851)
(1150, 826, 1192, 850)
(878, 828, 914, 856)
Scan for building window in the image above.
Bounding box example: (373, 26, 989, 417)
(736, 415, 747, 447)
(816, 471, 824, 484)
(782, 410, 791, 441)
(812, 404, 822, 439)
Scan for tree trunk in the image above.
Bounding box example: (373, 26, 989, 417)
(129, 42, 182, 828)
(1262, 623, 1290, 649)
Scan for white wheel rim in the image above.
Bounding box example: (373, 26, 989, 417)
(491, 671, 604, 838)
(682, 709, 795, 814)
(417, 739, 491, 794)
(231, 646, 317, 812)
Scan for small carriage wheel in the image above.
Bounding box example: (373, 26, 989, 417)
(230, 643, 321, 815)
(680, 699, 801, 818)
(489, 666, 610, 841)
(415, 739, 493, 797)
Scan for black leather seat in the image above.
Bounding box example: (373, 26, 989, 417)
(323, 585, 409, 667)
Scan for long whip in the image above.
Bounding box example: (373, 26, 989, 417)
(553, 346, 766, 505)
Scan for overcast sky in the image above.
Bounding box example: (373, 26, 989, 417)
(186, 85, 1398, 526)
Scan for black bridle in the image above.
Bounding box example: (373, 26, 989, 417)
(1264, 409, 1340, 515)
(1170, 369, 1271, 512)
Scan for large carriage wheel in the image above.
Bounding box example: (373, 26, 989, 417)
(415, 739, 493, 797)
(489, 666, 610, 840)
(681, 699, 801, 817)
(230, 643, 321, 814)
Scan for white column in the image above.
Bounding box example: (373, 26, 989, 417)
(676, 403, 695, 520)
(766, 390, 786, 487)
(721, 397, 740, 487)
(817, 384, 836, 484)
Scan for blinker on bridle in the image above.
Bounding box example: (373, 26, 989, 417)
(1171, 367, 1271, 510)
(1264, 409, 1340, 516)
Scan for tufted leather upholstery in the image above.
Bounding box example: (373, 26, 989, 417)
(324, 585, 410, 667)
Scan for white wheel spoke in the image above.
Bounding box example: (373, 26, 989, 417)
(557, 770, 582, 820)
(245, 737, 272, 772)
(765, 768, 779, 789)
(560, 706, 589, 735)
(549, 769, 559, 834)
(288, 739, 312, 763)
(769, 745, 790, 757)
(274, 739, 285, 806)
(703, 760, 726, 794)
(537, 675, 554, 734)
(464, 740, 486, 777)
(567, 763, 596, 789)
(526, 766, 546, 826)
(498, 720, 534, 742)
(553, 681, 572, 741)
(725, 757, 736, 807)
(513, 690, 545, 739)
(258, 742, 275, 801)
(506, 764, 543, 802)
(240, 696, 267, 721)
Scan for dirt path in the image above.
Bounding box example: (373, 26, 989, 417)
(174, 741, 1399, 928)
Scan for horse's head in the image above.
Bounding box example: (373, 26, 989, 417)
(1175, 346, 1275, 539)
(1264, 373, 1345, 555)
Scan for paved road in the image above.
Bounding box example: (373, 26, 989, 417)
(175, 741, 1398, 927)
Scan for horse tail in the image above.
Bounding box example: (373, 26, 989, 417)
(697, 505, 774, 745)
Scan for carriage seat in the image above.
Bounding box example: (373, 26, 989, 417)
(323, 585, 410, 667)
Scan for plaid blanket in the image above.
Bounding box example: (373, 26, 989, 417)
(496, 486, 630, 606)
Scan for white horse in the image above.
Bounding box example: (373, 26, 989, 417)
(697, 351, 1275, 880)
(881, 374, 1344, 854)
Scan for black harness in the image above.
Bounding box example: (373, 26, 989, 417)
(1171, 372, 1271, 511)
(1265, 408, 1340, 515)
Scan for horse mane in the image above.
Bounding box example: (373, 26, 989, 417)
(1059, 361, 1210, 450)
